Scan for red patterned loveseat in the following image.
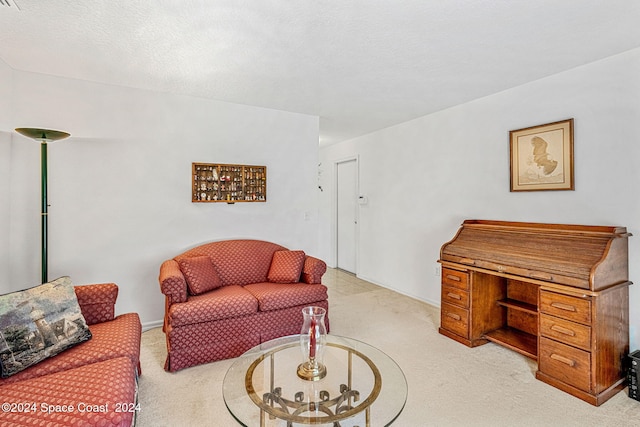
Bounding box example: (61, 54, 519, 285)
(159, 239, 329, 372)
(0, 283, 142, 427)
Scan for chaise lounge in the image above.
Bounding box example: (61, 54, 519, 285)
(159, 239, 329, 372)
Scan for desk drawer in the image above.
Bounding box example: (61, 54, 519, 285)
(540, 314, 591, 351)
(442, 268, 469, 290)
(539, 337, 591, 392)
(540, 290, 591, 325)
(441, 285, 469, 308)
(440, 302, 469, 338)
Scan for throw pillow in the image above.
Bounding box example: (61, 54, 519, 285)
(0, 276, 92, 378)
(268, 250, 306, 283)
(178, 256, 222, 295)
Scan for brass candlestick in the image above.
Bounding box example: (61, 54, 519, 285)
(297, 357, 327, 381)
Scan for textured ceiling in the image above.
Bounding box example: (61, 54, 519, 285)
(1, 1, 639, 145)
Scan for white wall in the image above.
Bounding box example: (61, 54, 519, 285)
(319, 48, 640, 350)
(5, 70, 320, 328)
(0, 59, 12, 287)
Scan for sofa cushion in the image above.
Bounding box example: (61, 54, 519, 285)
(0, 277, 92, 378)
(244, 282, 329, 312)
(168, 285, 258, 327)
(267, 250, 306, 283)
(0, 356, 137, 427)
(178, 256, 222, 295)
(0, 312, 141, 386)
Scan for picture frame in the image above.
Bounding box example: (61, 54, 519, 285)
(509, 118, 574, 192)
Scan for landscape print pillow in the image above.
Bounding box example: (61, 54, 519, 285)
(0, 276, 92, 377)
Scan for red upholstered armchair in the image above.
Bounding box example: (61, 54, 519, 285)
(159, 239, 329, 372)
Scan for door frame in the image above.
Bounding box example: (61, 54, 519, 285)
(333, 155, 359, 274)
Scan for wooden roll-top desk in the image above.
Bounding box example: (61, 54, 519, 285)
(438, 220, 631, 406)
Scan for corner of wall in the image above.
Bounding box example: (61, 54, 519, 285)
(0, 58, 14, 286)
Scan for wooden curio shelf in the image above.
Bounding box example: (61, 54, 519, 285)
(192, 162, 266, 203)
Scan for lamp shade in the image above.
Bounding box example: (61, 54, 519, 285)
(15, 128, 70, 143)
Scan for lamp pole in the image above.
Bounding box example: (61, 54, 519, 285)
(15, 128, 70, 283)
(40, 141, 48, 283)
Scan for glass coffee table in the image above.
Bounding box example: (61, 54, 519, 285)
(223, 335, 407, 427)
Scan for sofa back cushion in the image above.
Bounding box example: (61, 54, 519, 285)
(178, 256, 222, 295)
(176, 240, 287, 286)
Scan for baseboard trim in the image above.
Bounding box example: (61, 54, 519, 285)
(142, 319, 163, 332)
(356, 273, 441, 308)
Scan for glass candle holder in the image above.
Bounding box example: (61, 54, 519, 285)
(297, 306, 327, 381)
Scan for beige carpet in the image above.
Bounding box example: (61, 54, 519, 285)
(136, 269, 640, 426)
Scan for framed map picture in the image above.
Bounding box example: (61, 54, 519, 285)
(509, 119, 574, 192)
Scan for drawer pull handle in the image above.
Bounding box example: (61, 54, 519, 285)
(447, 292, 462, 300)
(445, 275, 461, 282)
(446, 312, 461, 321)
(550, 353, 576, 367)
(550, 302, 577, 312)
(460, 258, 475, 265)
(550, 324, 575, 337)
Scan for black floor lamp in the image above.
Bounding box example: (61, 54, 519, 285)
(15, 128, 71, 284)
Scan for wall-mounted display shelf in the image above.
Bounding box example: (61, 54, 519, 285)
(192, 163, 266, 203)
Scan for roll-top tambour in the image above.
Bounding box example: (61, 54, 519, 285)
(440, 220, 630, 291)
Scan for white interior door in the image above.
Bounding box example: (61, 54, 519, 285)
(336, 159, 357, 273)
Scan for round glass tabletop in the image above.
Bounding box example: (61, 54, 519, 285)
(223, 335, 407, 427)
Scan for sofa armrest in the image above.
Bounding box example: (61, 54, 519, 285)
(301, 256, 327, 284)
(74, 283, 118, 325)
(159, 259, 188, 305)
